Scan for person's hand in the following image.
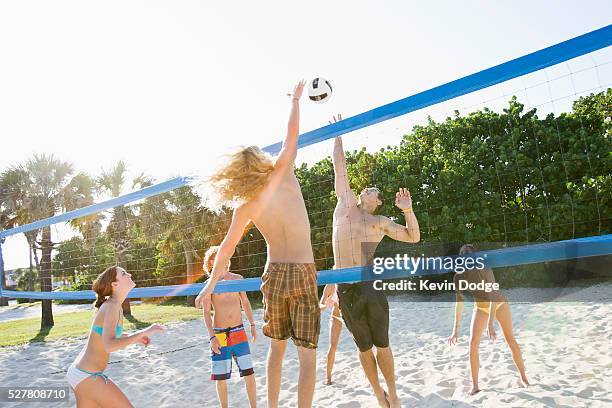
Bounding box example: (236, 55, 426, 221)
(250, 325, 257, 343)
(145, 324, 165, 336)
(210, 336, 221, 354)
(137, 335, 151, 347)
(486, 321, 497, 341)
(395, 188, 413, 210)
(447, 330, 459, 346)
(195, 282, 214, 309)
(329, 113, 343, 124)
(288, 80, 306, 100)
(134, 324, 164, 346)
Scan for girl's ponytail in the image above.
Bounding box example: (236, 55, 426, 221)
(92, 266, 118, 308)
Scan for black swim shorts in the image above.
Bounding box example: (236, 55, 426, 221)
(337, 282, 390, 352)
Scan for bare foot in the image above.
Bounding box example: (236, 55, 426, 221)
(387, 392, 401, 408)
(468, 386, 481, 395)
(375, 390, 390, 408)
(519, 376, 530, 388)
(325, 378, 333, 385)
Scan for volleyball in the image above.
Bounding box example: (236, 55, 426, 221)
(308, 77, 333, 103)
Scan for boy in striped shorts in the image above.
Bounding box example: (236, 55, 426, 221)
(202, 246, 257, 408)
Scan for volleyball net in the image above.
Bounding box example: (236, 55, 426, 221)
(1, 25, 611, 300)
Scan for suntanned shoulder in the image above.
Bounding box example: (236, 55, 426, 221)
(99, 298, 120, 314)
(337, 193, 358, 206)
(375, 214, 392, 226)
(236, 201, 254, 216)
(334, 194, 358, 212)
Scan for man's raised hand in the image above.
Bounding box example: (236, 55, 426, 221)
(395, 188, 413, 210)
(290, 80, 306, 100)
(329, 113, 343, 124)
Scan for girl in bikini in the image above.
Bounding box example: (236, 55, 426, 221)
(66, 266, 165, 407)
(320, 283, 343, 385)
(448, 244, 529, 395)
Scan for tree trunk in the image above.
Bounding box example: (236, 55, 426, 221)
(32, 246, 40, 305)
(27, 235, 35, 303)
(0, 277, 7, 306)
(184, 245, 195, 307)
(33, 242, 41, 270)
(185, 245, 195, 283)
(40, 226, 54, 328)
(0, 241, 8, 307)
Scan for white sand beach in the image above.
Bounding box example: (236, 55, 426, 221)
(1, 284, 611, 407)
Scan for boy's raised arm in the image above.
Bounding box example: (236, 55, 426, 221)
(195, 207, 251, 307)
(274, 80, 305, 174)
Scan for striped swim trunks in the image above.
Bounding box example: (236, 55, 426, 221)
(210, 324, 254, 381)
(260, 263, 320, 349)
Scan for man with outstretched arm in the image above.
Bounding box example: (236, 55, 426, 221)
(195, 81, 319, 408)
(331, 114, 420, 408)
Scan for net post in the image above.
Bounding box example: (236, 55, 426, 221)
(0, 238, 8, 306)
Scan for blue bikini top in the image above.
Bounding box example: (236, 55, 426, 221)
(91, 324, 123, 337)
(92, 309, 123, 337)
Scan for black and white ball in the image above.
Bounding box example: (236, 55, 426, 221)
(308, 77, 333, 103)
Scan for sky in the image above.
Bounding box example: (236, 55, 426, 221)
(0, 1, 610, 269)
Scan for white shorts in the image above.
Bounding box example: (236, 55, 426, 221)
(66, 362, 110, 390)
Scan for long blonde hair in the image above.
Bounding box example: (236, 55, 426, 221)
(208, 146, 274, 209)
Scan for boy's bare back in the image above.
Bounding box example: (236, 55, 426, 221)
(242, 167, 314, 264)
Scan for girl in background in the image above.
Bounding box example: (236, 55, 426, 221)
(448, 244, 529, 395)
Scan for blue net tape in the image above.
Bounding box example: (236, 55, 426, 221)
(3, 234, 610, 299)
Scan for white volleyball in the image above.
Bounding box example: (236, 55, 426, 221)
(308, 77, 333, 103)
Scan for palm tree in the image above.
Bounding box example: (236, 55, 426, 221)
(138, 186, 208, 305)
(1, 168, 41, 303)
(158, 188, 202, 280)
(0, 237, 7, 306)
(3, 155, 96, 327)
(97, 161, 152, 315)
(1, 168, 31, 306)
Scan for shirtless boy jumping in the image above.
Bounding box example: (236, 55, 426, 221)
(196, 81, 319, 408)
(331, 115, 421, 408)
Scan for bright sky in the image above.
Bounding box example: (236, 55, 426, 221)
(1, 1, 610, 269)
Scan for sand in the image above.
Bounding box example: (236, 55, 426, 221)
(1, 284, 611, 407)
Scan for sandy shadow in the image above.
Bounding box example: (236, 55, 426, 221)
(28, 325, 52, 343)
(124, 314, 151, 329)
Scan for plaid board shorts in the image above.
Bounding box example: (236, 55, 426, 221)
(260, 263, 320, 349)
(210, 324, 254, 380)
